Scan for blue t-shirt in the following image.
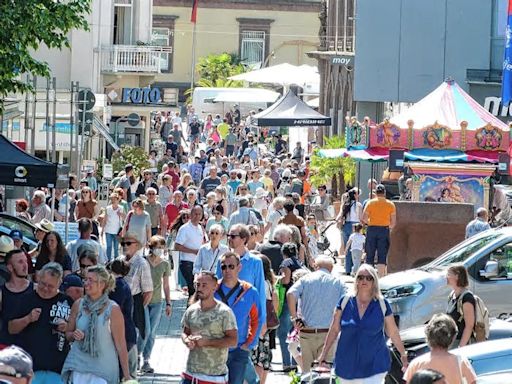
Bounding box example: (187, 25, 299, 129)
(334, 295, 392, 379)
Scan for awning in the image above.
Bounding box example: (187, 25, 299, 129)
(0, 135, 57, 187)
(318, 147, 498, 164)
(254, 90, 331, 127)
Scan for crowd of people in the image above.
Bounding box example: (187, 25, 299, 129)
(0, 105, 482, 384)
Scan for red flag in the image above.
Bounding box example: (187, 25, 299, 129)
(191, 0, 198, 23)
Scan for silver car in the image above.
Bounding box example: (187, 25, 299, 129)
(380, 228, 512, 330)
(453, 338, 512, 378)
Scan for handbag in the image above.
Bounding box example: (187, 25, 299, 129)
(266, 282, 280, 330)
(275, 280, 286, 317)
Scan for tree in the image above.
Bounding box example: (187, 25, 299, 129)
(0, 0, 91, 108)
(310, 135, 356, 198)
(196, 53, 246, 84)
(111, 145, 150, 178)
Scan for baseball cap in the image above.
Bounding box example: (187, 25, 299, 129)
(8, 230, 23, 241)
(376, 184, 386, 194)
(0, 345, 33, 378)
(60, 274, 84, 292)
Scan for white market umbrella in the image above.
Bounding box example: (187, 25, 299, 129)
(229, 63, 319, 88)
(213, 88, 280, 103)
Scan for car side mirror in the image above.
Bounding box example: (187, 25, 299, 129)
(480, 260, 499, 278)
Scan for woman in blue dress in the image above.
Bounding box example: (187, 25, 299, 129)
(318, 264, 408, 383)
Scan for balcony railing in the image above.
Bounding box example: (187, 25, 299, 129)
(100, 45, 173, 74)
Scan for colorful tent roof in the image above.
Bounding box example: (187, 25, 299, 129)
(390, 80, 509, 132)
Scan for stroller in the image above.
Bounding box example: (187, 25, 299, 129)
(316, 221, 338, 262)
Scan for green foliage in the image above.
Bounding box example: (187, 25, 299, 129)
(310, 135, 356, 188)
(185, 53, 247, 104)
(288, 370, 301, 384)
(0, 0, 91, 108)
(111, 146, 150, 177)
(196, 53, 246, 84)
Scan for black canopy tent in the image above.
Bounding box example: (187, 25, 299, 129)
(0, 135, 57, 187)
(253, 90, 331, 127)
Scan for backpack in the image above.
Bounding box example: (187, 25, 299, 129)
(290, 179, 303, 195)
(457, 290, 490, 342)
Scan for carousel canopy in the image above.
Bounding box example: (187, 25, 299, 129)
(253, 90, 331, 127)
(391, 80, 509, 132)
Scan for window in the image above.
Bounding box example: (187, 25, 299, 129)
(152, 15, 177, 73)
(113, 2, 133, 44)
(472, 242, 512, 281)
(237, 18, 273, 68)
(241, 31, 265, 67)
(152, 28, 171, 72)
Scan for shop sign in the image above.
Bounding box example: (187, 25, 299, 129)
(122, 87, 161, 104)
(483, 96, 512, 117)
(331, 55, 353, 66)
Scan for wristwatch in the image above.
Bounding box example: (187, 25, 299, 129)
(166, 302, 171, 307)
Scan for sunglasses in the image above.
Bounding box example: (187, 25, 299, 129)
(227, 234, 241, 239)
(239, 188, 247, 191)
(221, 264, 236, 271)
(121, 241, 137, 247)
(209, 231, 220, 235)
(80, 263, 92, 269)
(356, 275, 374, 282)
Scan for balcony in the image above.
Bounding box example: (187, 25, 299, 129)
(100, 45, 173, 74)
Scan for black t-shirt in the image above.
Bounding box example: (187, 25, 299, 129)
(279, 257, 303, 290)
(166, 141, 178, 157)
(10, 291, 73, 373)
(0, 281, 34, 345)
(447, 290, 476, 339)
(34, 254, 73, 273)
(200, 177, 221, 195)
(190, 121, 201, 135)
(257, 241, 283, 275)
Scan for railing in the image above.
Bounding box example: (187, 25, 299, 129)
(319, 35, 355, 52)
(100, 45, 173, 74)
(93, 115, 120, 151)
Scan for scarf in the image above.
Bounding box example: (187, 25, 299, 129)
(80, 293, 110, 357)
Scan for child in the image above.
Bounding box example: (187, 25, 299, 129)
(345, 223, 365, 275)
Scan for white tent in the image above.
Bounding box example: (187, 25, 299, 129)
(229, 63, 319, 88)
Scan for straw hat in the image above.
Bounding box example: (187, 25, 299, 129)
(0, 236, 15, 255)
(35, 219, 54, 233)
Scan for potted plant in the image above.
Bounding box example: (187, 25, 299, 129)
(310, 135, 356, 215)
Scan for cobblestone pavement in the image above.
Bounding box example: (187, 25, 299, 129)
(137, 290, 293, 384)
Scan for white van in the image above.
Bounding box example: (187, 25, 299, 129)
(191, 87, 279, 117)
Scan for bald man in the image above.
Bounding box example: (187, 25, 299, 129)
(286, 256, 346, 372)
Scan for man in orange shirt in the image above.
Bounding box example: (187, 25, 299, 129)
(362, 184, 396, 277)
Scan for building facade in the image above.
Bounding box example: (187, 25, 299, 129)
(152, 0, 321, 95)
(2, 0, 322, 167)
(353, 0, 507, 123)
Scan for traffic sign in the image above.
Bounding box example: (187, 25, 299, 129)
(78, 112, 94, 135)
(127, 113, 140, 126)
(77, 90, 96, 111)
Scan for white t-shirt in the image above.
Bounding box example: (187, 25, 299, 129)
(104, 205, 123, 234)
(346, 202, 362, 222)
(176, 222, 205, 262)
(268, 209, 285, 240)
(348, 232, 365, 251)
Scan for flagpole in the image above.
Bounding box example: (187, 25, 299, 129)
(190, 22, 197, 90)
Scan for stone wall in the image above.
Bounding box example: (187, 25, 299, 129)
(388, 202, 474, 272)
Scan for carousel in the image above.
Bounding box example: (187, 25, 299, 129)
(319, 79, 510, 210)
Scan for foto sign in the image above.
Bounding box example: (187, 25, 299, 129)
(122, 87, 161, 104)
(331, 55, 353, 66)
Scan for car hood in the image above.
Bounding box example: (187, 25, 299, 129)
(380, 268, 435, 290)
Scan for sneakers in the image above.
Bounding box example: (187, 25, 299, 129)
(140, 361, 154, 374)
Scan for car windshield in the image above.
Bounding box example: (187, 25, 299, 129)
(0, 215, 36, 243)
(424, 232, 503, 270)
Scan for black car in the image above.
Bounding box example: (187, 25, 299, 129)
(0, 213, 38, 251)
(386, 318, 512, 384)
